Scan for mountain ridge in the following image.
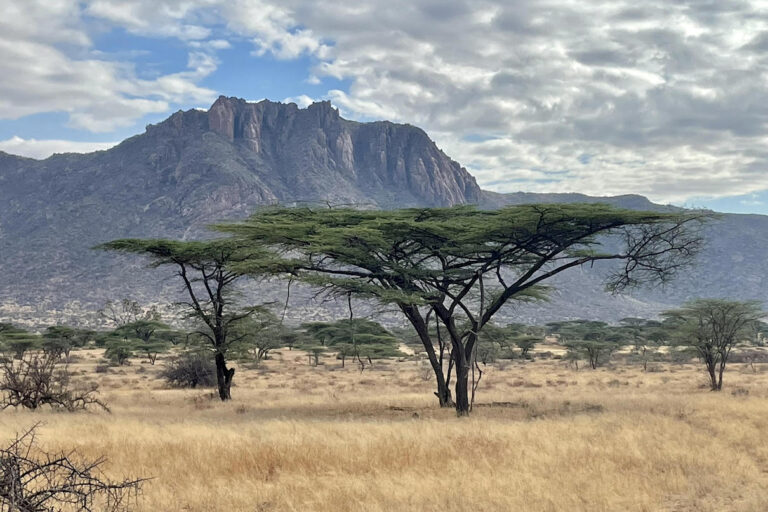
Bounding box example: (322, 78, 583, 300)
(1, 97, 766, 327)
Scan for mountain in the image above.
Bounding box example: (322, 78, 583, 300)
(1, 97, 767, 327)
(0, 97, 482, 326)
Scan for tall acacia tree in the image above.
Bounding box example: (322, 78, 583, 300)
(221, 203, 708, 415)
(98, 239, 277, 400)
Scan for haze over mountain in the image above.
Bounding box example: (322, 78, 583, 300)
(1, 97, 766, 327)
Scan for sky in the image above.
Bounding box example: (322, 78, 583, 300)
(2, 1, 768, 213)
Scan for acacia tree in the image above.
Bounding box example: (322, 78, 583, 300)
(222, 203, 707, 415)
(550, 320, 629, 369)
(41, 326, 93, 359)
(0, 324, 40, 359)
(115, 320, 175, 365)
(229, 308, 284, 365)
(98, 239, 275, 400)
(618, 317, 667, 370)
(663, 299, 763, 391)
(301, 319, 402, 370)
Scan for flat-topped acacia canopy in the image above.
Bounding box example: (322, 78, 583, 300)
(219, 203, 709, 415)
(97, 237, 284, 401)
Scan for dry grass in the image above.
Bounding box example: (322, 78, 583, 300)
(1, 347, 768, 511)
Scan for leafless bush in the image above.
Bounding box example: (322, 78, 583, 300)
(0, 424, 145, 511)
(160, 352, 215, 389)
(0, 353, 108, 412)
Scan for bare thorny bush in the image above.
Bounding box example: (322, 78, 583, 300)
(0, 353, 108, 413)
(0, 424, 145, 511)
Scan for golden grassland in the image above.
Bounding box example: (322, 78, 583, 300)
(1, 346, 768, 512)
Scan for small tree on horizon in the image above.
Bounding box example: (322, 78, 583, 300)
(300, 318, 403, 370)
(663, 299, 763, 391)
(0, 324, 41, 360)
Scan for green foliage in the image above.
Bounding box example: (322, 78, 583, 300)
(306, 345, 326, 367)
(221, 204, 706, 413)
(302, 319, 394, 346)
(475, 338, 501, 365)
(229, 309, 287, 364)
(154, 328, 187, 346)
(514, 336, 539, 359)
(98, 237, 284, 400)
(104, 339, 135, 366)
(222, 203, 707, 303)
(99, 319, 175, 365)
(0, 324, 41, 359)
(564, 341, 618, 370)
(114, 320, 166, 343)
(38, 326, 94, 358)
(475, 323, 542, 360)
(748, 320, 768, 347)
(617, 318, 669, 370)
(300, 319, 403, 368)
(549, 320, 629, 369)
(133, 340, 170, 365)
(662, 299, 763, 390)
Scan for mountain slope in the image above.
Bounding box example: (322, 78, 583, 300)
(1, 97, 767, 327)
(0, 97, 482, 323)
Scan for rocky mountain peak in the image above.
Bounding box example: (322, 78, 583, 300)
(0, 95, 765, 326)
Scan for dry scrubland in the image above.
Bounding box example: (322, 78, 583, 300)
(2, 345, 768, 512)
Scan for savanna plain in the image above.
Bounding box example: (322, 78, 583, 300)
(3, 344, 768, 512)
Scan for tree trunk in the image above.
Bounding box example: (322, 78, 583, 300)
(401, 305, 453, 408)
(707, 362, 719, 391)
(454, 357, 470, 416)
(214, 352, 234, 401)
(434, 380, 453, 408)
(717, 361, 726, 391)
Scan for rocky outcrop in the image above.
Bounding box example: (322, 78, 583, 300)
(198, 96, 482, 206)
(0, 97, 483, 313)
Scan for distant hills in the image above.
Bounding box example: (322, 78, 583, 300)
(1, 97, 766, 327)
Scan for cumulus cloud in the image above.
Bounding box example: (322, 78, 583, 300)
(7, 0, 768, 203)
(0, 136, 118, 159)
(84, 0, 216, 40)
(0, 0, 218, 132)
(282, 95, 316, 108)
(277, 0, 768, 203)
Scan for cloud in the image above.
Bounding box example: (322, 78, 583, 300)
(7, 0, 768, 204)
(0, 136, 118, 159)
(0, 0, 218, 133)
(269, 0, 768, 203)
(282, 95, 315, 108)
(85, 0, 215, 40)
(0, 1, 324, 134)
(84, 0, 328, 58)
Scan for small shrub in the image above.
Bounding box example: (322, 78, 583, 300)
(104, 341, 133, 366)
(731, 387, 750, 397)
(0, 353, 108, 412)
(160, 352, 216, 389)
